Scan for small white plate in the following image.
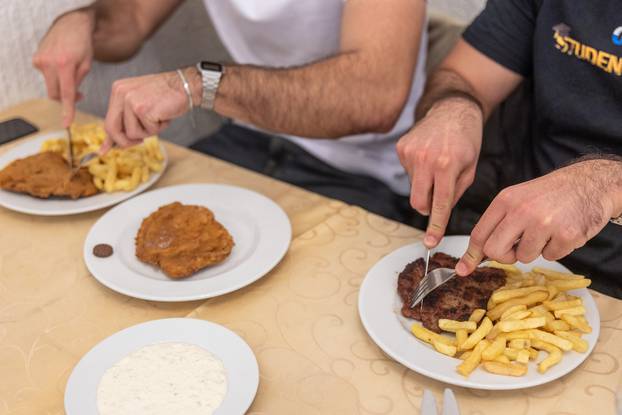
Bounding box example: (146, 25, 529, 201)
(358, 235, 600, 390)
(84, 183, 291, 301)
(64, 318, 259, 414)
(0, 130, 167, 216)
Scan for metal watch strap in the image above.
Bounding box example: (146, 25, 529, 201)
(196, 63, 223, 110)
(611, 214, 622, 226)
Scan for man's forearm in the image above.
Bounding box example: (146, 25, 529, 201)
(187, 52, 413, 139)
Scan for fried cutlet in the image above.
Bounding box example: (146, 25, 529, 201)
(397, 252, 506, 332)
(135, 202, 234, 278)
(0, 151, 98, 199)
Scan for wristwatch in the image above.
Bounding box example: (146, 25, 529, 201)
(196, 61, 224, 110)
(612, 214, 622, 226)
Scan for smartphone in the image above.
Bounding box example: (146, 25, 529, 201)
(0, 118, 39, 145)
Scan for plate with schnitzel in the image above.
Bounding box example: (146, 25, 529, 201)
(358, 236, 600, 390)
(0, 130, 167, 216)
(83, 184, 291, 301)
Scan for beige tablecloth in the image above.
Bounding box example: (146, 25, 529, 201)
(0, 100, 620, 415)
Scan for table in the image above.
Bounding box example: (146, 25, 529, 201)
(0, 99, 620, 415)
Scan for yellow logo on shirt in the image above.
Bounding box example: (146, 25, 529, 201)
(553, 24, 622, 76)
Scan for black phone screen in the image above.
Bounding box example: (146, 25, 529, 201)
(0, 118, 39, 145)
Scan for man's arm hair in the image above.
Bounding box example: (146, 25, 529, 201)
(90, 0, 184, 62)
(415, 39, 524, 121)
(201, 0, 425, 139)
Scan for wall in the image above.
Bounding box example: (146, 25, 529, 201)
(429, 0, 486, 23)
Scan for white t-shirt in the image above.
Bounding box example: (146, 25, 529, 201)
(204, 0, 427, 195)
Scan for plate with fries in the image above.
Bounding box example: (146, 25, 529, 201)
(358, 235, 600, 390)
(0, 125, 167, 216)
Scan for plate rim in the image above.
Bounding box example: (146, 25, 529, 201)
(83, 183, 292, 302)
(358, 235, 601, 390)
(63, 317, 259, 415)
(0, 130, 167, 216)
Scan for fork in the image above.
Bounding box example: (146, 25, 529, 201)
(409, 257, 488, 309)
(70, 142, 118, 175)
(409, 266, 456, 308)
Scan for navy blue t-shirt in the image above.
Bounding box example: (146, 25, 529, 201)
(463, 0, 622, 297)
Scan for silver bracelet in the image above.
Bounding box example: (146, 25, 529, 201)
(611, 215, 622, 226)
(176, 69, 196, 128)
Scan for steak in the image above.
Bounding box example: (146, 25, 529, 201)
(397, 252, 506, 332)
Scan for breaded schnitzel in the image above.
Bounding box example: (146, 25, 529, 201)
(0, 151, 98, 199)
(135, 202, 234, 278)
(397, 252, 506, 332)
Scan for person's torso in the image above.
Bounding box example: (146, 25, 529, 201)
(527, 0, 622, 296)
(530, 0, 622, 177)
(204, 0, 427, 195)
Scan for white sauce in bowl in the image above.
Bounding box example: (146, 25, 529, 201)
(97, 342, 227, 415)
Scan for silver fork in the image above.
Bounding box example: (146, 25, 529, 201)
(70, 143, 117, 175)
(410, 258, 488, 309)
(409, 266, 455, 308)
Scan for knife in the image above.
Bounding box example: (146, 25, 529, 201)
(419, 246, 431, 309)
(66, 127, 75, 169)
(423, 247, 431, 279)
(442, 388, 461, 415)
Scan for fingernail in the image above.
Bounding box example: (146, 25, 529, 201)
(456, 261, 468, 276)
(424, 235, 436, 247)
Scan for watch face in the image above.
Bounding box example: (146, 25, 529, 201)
(200, 61, 222, 72)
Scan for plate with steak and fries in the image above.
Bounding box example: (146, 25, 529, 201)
(358, 235, 600, 390)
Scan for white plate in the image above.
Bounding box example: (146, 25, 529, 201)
(358, 235, 600, 390)
(0, 130, 167, 216)
(84, 183, 291, 301)
(65, 318, 259, 414)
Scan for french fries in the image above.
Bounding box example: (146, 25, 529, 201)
(501, 310, 531, 321)
(41, 123, 164, 193)
(500, 305, 527, 320)
(549, 279, 592, 292)
(483, 361, 527, 377)
(469, 309, 487, 324)
(481, 336, 505, 361)
(456, 330, 468, 348)
(432, 339, 457, 357)
(487, 291, 549, 321)
(498, 317, 546, 333)
(406, 263, 593, 379)
(554, 331, 589, 353)
(490, 286, 547, 305)
(411, 324, 456, 346)
(553, 306, 586, 318)
(531, 339, 562, 373)
(439, 319, 477, 333)
(560, 314, 592, 333)
(533, 267, 585, 280)
(459, 317, 493, 350)
(543, 299, 582, 311)
(493, 355, 511, 364)
(457, 340, 488, 377)
(516, 349, 530, 364)
(508, 339, 530, 349)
